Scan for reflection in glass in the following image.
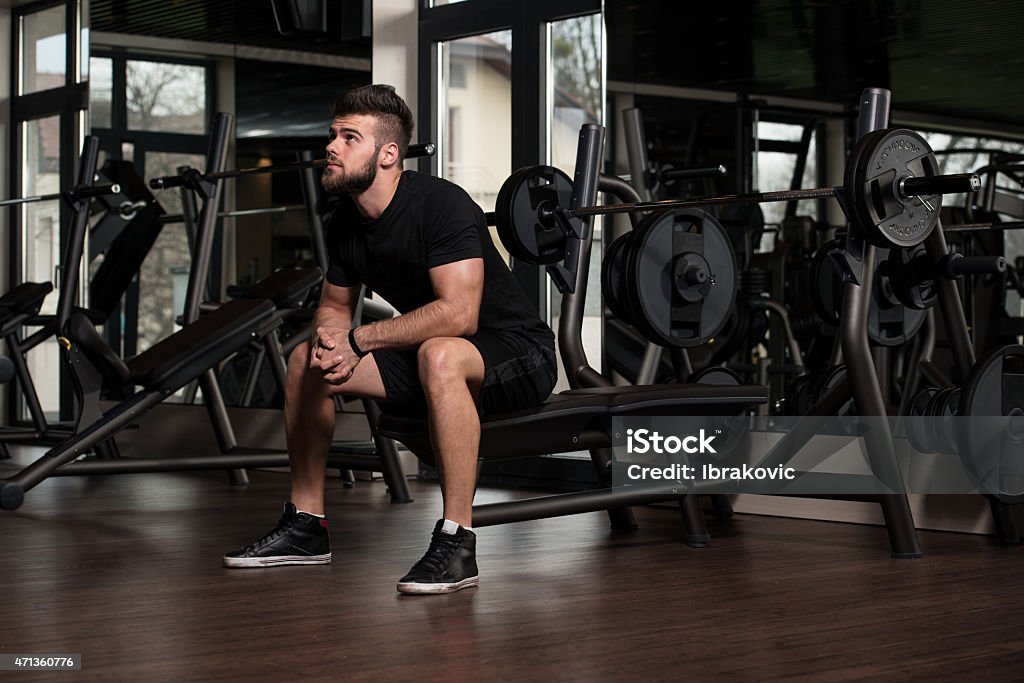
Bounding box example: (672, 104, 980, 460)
(20, 5, 66, 95)
(139, 152, 205, 351)
(89, 57, 113, 129)
(127, 60, 207, 134)
(439, 30, 512, 215)
(755, 122, 818, 224)
(921, 132, 1024, 318)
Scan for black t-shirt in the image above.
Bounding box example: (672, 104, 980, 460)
(325, 171, 553, 347)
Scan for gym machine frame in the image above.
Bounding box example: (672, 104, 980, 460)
(467, 89, 994, 556)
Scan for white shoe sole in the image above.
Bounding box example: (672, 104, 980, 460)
(396, 576, 479, 594)
(223, 553, 331, 568)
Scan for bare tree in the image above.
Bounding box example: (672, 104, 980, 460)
(126, 61, 205, 131)
(551, 15, 602, 121)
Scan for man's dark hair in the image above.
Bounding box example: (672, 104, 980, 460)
(332, 84, 414, 161)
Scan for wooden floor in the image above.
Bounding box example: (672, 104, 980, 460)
(2, 455, 1023, 682)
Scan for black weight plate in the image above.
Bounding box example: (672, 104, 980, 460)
(816, 365, 856, 418)
(686, 366, 747, 462)
(601, 232, 633, 324)
(783, 375, 815, 417)
(687, 367, 742, 385)
(869, 247, 927, 346)
(939, 388, 960, 456)
(887, 245, 936, 310)
(906, 387, 938, 453)
(845, 128, 940, 248)
(625, 209, 737, 348)
(958, 345, 1024, 504)
(493, 165, 574, 265)
(924, 387, 951, 456)
(810, 239, 843, 327)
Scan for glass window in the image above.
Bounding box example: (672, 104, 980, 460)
(21, 115, 63, 417)
(89, 56, 113, 129)
(20, 5, 66, 95)
(755, 122, 819, 224)
(549, 14, 603, 176)
(126, 60, 207, 134)
(439, 31, 512, 216)
(22, 116, 62, 309)
(921, 132, 1024, 319)
(548, 14, 604, 376)
(137, 152, 206, 351)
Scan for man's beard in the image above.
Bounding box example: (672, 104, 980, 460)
(321, 147, 380, 195)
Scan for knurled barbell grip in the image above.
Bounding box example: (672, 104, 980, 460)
(69, 183, 121, 200)
(901, 173, 980, 198)
(941, 253, 1007, 278)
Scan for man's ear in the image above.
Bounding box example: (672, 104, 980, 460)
(379, 141, 401, 168)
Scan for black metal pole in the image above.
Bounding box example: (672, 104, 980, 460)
(183, 113, 232, 326)
(298, 150, 329, 273)
(842, 88, 922, 558)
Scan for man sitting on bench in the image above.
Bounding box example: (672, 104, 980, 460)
(224, 84, 557, 594)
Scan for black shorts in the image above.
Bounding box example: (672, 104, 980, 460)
(372, 330, 557, 416)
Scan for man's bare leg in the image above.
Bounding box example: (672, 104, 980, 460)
(286, 341, 387, 515)
(416, 337, 485, 527)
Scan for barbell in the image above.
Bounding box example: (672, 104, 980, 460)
(0, 182, 121, 209)
(148, 142, 438, 190)
(493, 128, 980, 264)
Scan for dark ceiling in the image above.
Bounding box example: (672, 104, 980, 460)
(90, 0, 371, 59)
(86, 1, 1024, 137)
(606, 0, 1024, 132)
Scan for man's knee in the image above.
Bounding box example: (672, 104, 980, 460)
(288, 341, 311, 372)
(417, 338, 474, 391)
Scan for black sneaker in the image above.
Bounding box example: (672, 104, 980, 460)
(223, 503, 331, 568)
(397, 520, 479, 594)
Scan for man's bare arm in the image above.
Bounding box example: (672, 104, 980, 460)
(352, 258, 483, 353)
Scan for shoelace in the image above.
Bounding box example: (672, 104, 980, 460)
(409, 531, 462, 574)
(245, 516, 296, 551)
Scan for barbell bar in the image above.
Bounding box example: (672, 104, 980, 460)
(148, 142, 437, 190)
(0, 183, 121, 209)
(564, 175, 978, 219)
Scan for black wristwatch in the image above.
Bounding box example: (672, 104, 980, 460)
(348, 326, 368, 358)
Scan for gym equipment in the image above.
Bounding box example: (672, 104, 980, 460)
(491, 132, 978, 267)
(0, 137, 119, 443)
(907, 346, 1024, 504)
(0, 116, 327, 511)
(811, 240, 928, 346)
(380, 89, 935, 557)
(602, 209, 736, 348)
